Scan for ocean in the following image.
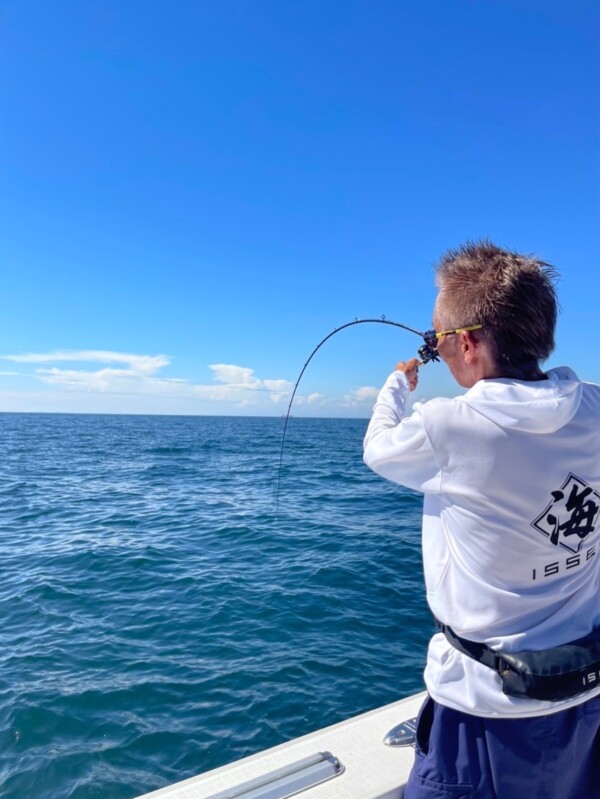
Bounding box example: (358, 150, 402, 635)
(0, 413, 431, 798)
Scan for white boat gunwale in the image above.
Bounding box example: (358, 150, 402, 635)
(134, 690, 426, 799)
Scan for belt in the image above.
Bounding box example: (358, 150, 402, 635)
(435, 618, 600, 702)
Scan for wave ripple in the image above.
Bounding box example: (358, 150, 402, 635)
(0, 414, 430, 798)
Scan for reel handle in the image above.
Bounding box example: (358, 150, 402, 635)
(418, 343, 440, 364)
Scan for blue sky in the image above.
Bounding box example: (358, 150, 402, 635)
(1, 0, 598, 416)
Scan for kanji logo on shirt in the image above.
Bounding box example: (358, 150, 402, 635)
(531, 473, 600, 553)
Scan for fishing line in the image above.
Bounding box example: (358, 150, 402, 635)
(275, 316, 434, 515)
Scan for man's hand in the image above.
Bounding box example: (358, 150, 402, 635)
(395, 358, 420, 392)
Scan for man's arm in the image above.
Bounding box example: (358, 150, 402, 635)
(363, 361, 442, 493)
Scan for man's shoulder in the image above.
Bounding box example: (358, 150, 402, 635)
(413, 394, 466, 424)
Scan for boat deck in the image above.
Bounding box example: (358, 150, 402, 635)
(135, 691, 424, 799)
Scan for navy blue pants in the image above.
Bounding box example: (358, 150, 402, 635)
(404, 694, 600, 799)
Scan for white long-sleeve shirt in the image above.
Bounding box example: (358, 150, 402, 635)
(364, 367, 600, 717)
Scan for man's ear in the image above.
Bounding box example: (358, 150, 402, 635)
(460, 330, 476, 363)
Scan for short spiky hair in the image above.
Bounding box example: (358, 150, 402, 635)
(435, 240, 559, 365)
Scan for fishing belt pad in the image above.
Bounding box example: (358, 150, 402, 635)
(439, 623, 600, 701)
(498, 634, 600, 700)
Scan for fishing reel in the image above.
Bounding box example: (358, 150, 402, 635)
(418, 343, 440, 364)
(418, 330, 441, 364)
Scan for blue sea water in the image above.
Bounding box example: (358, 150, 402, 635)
(0, 414, 431, 799)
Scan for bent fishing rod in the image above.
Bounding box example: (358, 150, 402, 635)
(275, 316, 440, 515)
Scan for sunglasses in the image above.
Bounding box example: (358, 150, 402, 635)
(422, 324, 483, 350)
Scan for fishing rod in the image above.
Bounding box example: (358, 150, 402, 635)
(275, 316, 439, 515)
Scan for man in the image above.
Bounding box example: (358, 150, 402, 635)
(363, 241, 600, 798)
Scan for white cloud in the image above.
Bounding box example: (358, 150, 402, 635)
(209, 364, 262, 388)
(1, 350, 297, 409)
(3, 350, 169, 375)
(0, 350, 374, 417)
(343, 385, 379, 407)
(352, 386, 379, 401)
(35, 366, 183, 393)
(263, 378, 293, 392)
